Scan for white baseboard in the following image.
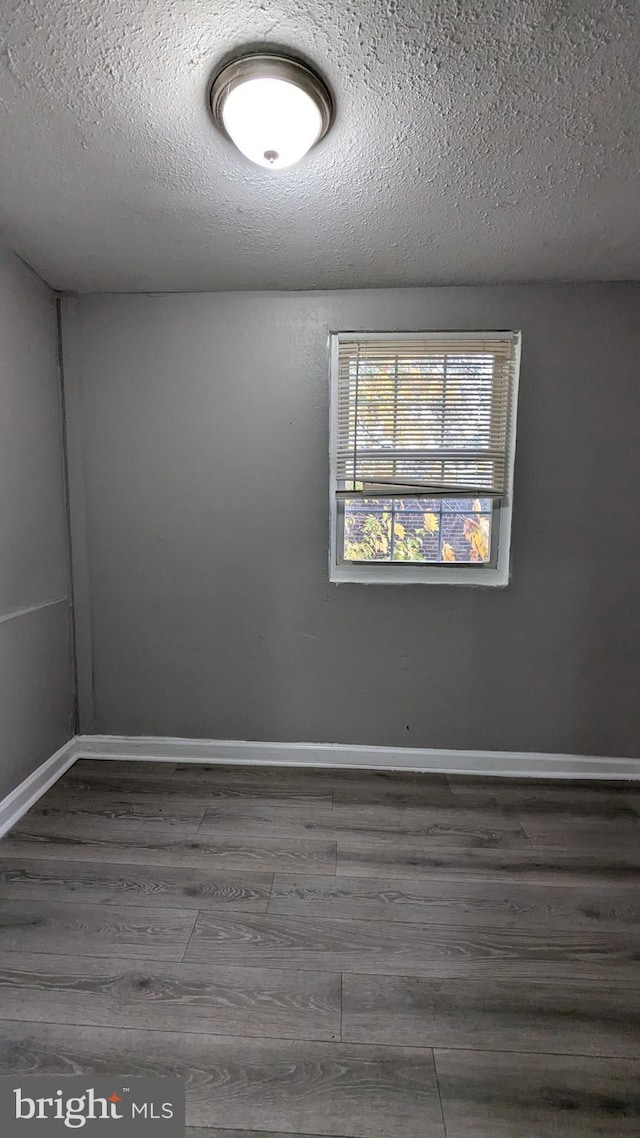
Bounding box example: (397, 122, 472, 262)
(0, 738, 77, 838)
(74, 734, 640, 781)
(2, 734, 637, 837)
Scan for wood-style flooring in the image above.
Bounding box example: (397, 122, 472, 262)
(1, 760, 639, 1136)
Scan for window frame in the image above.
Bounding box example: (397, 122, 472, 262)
(328, 330, 521, 587)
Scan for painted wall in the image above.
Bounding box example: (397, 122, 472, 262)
(0, 244, 74, 798)
(63, 284, 640, 757)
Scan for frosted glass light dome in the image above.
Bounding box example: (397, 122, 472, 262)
(210, 54, 333, 171)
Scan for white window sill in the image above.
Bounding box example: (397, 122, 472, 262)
(329, 563, 509, 586)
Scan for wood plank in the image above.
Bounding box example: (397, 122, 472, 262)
(0, 1021, 446, 1137)
(30, 793, 208, 825)
(0, 900, 196, 960)
(0, 953, 340, 1041)
(69, 760, 178, 779)
(337, 841, 640, 884)
(168, 763, 341, 784)
(184, 1132, 329, 1137)
(0, 857, 273, 911)
(185, 911, 640, 981)
(328, 774, 456, 808)
(520, 815, 640, 853)
(199, 803, 529, 849)
(446, 775, 640, 817)
(342, 974, 640, 1057)
(447, 775, 640, 794)
(269, 874, 640, 929)
(53, 772, 201, 799)
(168, 765, 342, 799)
(54, 771, 333, 809)
(0, 828, 337, 874)
(434, 1048, 640, 1137)
(167, 764, 449, 790)
(14, 814, 201, 840)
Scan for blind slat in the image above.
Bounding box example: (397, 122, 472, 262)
(334, 332, 519, 499)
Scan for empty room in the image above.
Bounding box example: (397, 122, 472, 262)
(0, 1, 639, 1135)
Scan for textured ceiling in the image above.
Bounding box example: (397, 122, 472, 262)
(0, 0, 638, 292)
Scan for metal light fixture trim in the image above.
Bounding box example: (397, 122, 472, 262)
(210, 52, 333, 169)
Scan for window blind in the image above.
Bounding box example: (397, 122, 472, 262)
(335, 332, 519, 500)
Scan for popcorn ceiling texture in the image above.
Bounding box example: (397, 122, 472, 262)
(0, 0, 638, 291)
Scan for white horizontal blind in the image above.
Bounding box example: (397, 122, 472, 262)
(335, 333, 519, 499)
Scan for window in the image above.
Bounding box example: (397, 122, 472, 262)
(329, 331, 521, 585)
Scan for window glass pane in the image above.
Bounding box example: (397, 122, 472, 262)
(343, 496, 494, 564)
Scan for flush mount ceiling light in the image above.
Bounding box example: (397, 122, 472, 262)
(210, 53, 333, 170)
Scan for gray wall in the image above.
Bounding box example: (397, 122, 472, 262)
(0, 245, 74, 798)
(63, 284, 640, 757)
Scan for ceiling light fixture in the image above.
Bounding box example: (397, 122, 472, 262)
(210, 52, 333, 170)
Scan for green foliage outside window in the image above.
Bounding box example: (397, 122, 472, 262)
(344, 499, 491, 564)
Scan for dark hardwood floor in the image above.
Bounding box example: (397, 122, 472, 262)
(1, 760, 639, 1136)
